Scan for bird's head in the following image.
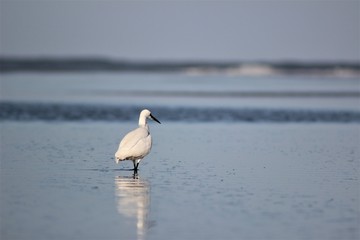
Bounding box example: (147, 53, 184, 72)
(139, 109, 161, 125)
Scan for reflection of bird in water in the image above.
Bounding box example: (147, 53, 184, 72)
(115, 109, 161, 172)
(114, 175, 150, 240)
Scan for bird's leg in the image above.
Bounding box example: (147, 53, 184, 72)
(133, 162, 138, 174)
(133, 159, 141, 172)
(132, 160, 139, 174)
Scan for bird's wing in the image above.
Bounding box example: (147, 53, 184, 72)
(119, 127, 149, 150)
(116, 127, 152, 160)
(128, 134, 152, 158)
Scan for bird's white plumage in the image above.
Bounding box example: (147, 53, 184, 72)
(116, 127, 152, 161)
(115, 109, 160, 170)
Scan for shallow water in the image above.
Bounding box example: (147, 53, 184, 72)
(1, 73, 359, 123)
(1, 122, 359, 240)
(1, 101, 360, 123)
(1, 72, 359, 239)
(1, 73, 359, 111)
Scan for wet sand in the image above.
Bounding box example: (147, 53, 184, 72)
(1, 121, 359, 240)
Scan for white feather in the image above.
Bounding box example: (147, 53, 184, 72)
(114, 109, 160, 169)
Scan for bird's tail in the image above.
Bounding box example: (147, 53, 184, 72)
(115, 150, 128, 164)
(115, 156, 125, 164)
(115, 151, 124, 164)
(115, 153, 121, 164)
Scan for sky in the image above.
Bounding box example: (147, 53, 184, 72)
(0, 0, 359, 62)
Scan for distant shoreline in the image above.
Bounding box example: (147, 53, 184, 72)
(1, 101, 359, 122)
(0, 57, 359, 77)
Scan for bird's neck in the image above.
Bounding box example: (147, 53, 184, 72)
(139, 123, 149, 131)
(138, 117, 149, 129)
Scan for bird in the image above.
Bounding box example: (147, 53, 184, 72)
(115, 109, 161, 172)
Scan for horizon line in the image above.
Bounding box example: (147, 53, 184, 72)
(1, 56, 359, 65)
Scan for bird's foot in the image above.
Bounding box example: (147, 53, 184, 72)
(132, 172, 139, 179)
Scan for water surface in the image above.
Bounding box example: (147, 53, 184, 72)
(1, 122, 359, 240)
(1, 72, 359, 239)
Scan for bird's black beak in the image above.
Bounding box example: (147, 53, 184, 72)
(150, 114, 161, 124)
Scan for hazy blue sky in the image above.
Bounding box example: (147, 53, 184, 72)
(1, 0, 359, 62)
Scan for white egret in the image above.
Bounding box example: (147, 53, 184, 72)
(115, 109, 161, 171)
